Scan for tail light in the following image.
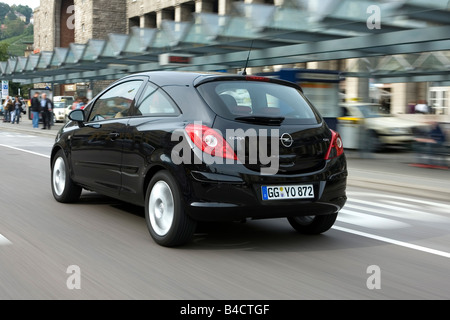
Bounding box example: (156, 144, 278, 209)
(325, 130, 344, 160)
(185, 124, 237, 160)
(245, 75, 270, 82)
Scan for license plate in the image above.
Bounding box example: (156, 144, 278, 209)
(261, 185, 314, 201)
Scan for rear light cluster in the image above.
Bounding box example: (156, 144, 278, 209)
(185, 124, 238, 160)
(185, 124, 344, 162)
(325, 130, 344, 160)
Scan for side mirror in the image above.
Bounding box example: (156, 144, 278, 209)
(68, 109, 85, 125)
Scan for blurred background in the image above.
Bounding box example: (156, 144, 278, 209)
(1, 0, 450, 300)
(1, 0, 449, 165)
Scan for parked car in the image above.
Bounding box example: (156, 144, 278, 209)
(340, 102, 429, 151)
(50, 71, 347, 247)
(54, 96, 75, 107)
(64, 105, 73, 123)
(53, 101, 67, 123)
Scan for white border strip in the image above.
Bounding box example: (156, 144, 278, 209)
(0, 144, 50, 159)
(0, 234, 12, 246)
(333, 226, 450, 259)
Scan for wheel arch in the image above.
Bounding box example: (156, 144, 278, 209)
(143, 164, 167, 198)
(50, 145, 65, 167)
(142, 159, 192, 204)
(51, 144, 77, 182)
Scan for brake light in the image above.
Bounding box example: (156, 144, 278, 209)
(185, 124, 237, 160)
(325, 130, 344, 160)
(245, 75, 270, 82)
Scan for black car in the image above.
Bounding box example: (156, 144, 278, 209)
(51, 71, 347, 247)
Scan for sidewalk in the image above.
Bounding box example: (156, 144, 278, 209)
(345, 149, 450, 201)
(1, 116, 449, 201)
(0, 115, 63, 137)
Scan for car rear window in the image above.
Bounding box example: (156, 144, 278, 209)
(196, 80, 322, 125)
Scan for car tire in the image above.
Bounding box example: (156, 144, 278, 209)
(287, 213, 338, 235)
(145, 170, 197, 247)
(51, 150, 82, 203)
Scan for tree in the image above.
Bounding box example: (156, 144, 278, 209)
(0, 41, 9, 60)
(12, 5, 32, 23)
(5, 10, 17, 21)
(4, 19, 26, 38)
(0, 3, 10, 24)
(24, 23, 33, 36)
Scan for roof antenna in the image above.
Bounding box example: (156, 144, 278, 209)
(239, 40, 254, 76)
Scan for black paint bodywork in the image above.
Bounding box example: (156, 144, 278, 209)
(52, 71, 347, 221)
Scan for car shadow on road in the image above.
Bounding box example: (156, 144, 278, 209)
(75, 192, 374, 253)
(186, 220, 362, 253)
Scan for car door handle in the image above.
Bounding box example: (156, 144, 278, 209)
(109, 132, 120, 139)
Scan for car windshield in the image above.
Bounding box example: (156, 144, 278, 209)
(356, 105, 390, 118)
(54, 102, 66, 108)
(197, 80, 321, 125)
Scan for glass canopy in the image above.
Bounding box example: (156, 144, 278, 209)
(3, 0, 449, 84)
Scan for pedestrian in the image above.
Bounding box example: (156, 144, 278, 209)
(72, 97, 81, 110)
(414, 100, 429, 114)
(40, 93, 53, 130)
(3, 96, 12, 123)
(428, 121, 447, 167)
(11, 96, 23, 124)
(30, 92, 41, 128)
(413, 121, 447, 167)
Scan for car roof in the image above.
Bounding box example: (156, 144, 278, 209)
(119, 71, 301, 89)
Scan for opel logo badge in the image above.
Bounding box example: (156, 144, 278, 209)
(280, 133, 293, 148)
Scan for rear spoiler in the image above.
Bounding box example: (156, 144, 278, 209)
(193, 75, 303, 92)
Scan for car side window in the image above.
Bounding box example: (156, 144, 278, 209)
(89, 80, 143, 122)
(137, 83, 179, 116)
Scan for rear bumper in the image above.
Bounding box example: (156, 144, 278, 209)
(54, 113, 66, 122)
(184, 156, 347, 221)
(379, 134, 414, 145)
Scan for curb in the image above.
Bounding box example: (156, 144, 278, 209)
(347, 177, 449, 202)
(0, 123, 61, 138)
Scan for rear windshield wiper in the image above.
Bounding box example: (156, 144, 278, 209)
(234, 116, 285, 125)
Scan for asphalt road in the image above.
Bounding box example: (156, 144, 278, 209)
(0, 131, 449, 300)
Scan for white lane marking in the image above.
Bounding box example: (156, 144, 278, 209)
(333, 226, 450, 259)
(0, 132, 37, 138)
(349, 198, 446, 216)
(347, 191, 450, 210)
(344, 202, 447, 223)
(0, 234, 12, 246)
(382, 200, 419, 209)
(0, 144, 50, 159)
(338, 209, 410, 229)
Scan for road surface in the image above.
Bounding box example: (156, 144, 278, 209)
(0, 131, 449, 300)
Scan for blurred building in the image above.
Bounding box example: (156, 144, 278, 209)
(28, 0, 450, 118)
(127, 0, 280, 28)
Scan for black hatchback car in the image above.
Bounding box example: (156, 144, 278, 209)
(51, 71, 347, 247)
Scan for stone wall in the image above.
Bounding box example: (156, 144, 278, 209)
(91, 0, 127, 40)
(34, 0, 127, 50)
(33, 2, 57, 51)
(73, 0, 94, 44)
(74, 0, 127, 44)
